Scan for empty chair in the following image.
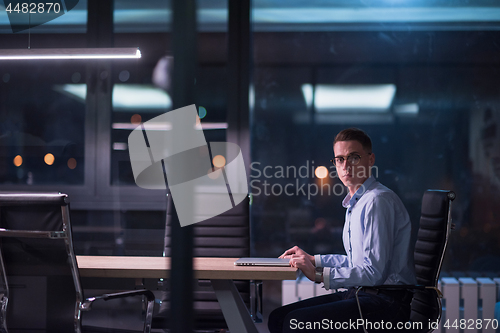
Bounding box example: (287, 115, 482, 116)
(154, 194, 256, 331)
(0, 192, 154, 333)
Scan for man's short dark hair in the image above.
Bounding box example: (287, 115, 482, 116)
(334, 128, 372, 153)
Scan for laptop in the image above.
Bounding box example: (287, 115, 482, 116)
(234, 257, 291, 266)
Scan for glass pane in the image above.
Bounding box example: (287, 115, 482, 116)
(251, 1, 500, 276)
(114, 0, 170, 33)
(111, 0, 228, 186)
(0, 64, 86, 185)
(251, 0, 500, 32)
(110, 64, 228, 185)
(72, 209, 166, 256)
(110, 82, 172, 185)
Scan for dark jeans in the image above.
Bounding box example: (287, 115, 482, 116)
(268, 288, 412, 333)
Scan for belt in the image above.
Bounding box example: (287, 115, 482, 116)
(362, 287, 413, 303)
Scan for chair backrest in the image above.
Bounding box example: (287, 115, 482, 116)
(410, 189, 455, 326)
(0, 192, 82, 333)
(164, 194, 250, 258)
(159, 194, 250, 329)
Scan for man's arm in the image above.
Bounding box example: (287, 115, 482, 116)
(322, 195, 399, 290)
(279, 248, 350, 283)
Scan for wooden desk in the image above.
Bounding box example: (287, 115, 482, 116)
(77, 256, 297, 280)
(77, 256, 297, 333)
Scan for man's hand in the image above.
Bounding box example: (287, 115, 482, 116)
(289, 254, 318, 282)
(279, 246, 315, 265)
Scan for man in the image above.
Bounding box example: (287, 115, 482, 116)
(268, 128, 416, 332)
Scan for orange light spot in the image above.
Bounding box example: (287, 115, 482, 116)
(67, 158, 77, 170)
(13, 155, 23, 167)
(44, 153, 55, 165)
(213, 155, 226, 168)
(315, 217, 327, 229)
(131, 114, 142, 125)
(315, 166, 328, 179)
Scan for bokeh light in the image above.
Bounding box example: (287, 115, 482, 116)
(67, 158, 77, 170)
(13, 155, 23, 167)
(131, 114, 142, 125)
(315, 217, 327, 230)
(315, 166, 328, 179)
(198, 106, 207, 119)
(213, 155, 226, 168)
(44, 153, 55, 165)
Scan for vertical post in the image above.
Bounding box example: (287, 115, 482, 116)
(228, 0, 252, 261)
(227, 0, 252, 172)
(169, 0, 197, 332)
(87, 0, 113, 199)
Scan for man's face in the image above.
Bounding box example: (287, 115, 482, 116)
(333, 140, 375, 193)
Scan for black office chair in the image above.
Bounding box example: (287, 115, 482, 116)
(355, 189, 455, 333)
(0, 192, 155, 333)
(154, 193, 257, 332)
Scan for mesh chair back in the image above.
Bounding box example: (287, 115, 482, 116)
(410, 190, 455, 326)
(0, 193, 82, 333)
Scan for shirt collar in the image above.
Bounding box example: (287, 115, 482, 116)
(342, 175, 377, 208)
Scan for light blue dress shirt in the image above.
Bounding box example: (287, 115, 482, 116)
(315, 176, 416, 290)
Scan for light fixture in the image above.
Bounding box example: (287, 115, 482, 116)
(55, 84, 171, 109)
(0, 47, 141, 60)
(301, 84, 396, 113)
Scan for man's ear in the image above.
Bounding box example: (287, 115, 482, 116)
(369, 153, 375, 167)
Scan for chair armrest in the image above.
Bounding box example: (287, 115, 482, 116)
(81, 289, 155, 333)
(80, 289, 155, 311)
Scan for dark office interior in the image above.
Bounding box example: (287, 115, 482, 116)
(1, 0, 500, 331)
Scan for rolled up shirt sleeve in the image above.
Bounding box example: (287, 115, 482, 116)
(315, 254, 349, 268)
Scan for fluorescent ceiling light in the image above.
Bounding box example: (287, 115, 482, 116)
(394, 103, 419, 116)
(113, 142, 128, 151)
(302, 84, 314, 109)
(303, 84, 396, 113)
(112, 122, 228, 131)
(112, 85, 171, 110)
(0, 48, 141, 60)
(113, 123, 172, 130)
(195, 123, 228, 130)
(55, 84, 172, 110)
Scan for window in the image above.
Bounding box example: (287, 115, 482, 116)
(0, 64, 86, 185)
(250, 1, 500, 275)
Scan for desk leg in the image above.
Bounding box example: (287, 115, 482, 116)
(211, 279, 259, 333)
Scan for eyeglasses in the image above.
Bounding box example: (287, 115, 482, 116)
(330, 153, 371, 167)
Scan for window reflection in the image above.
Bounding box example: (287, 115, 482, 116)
(110, 84, 172, 185)
(251, 19, 500, 277)
(0, 67, 86, 185)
